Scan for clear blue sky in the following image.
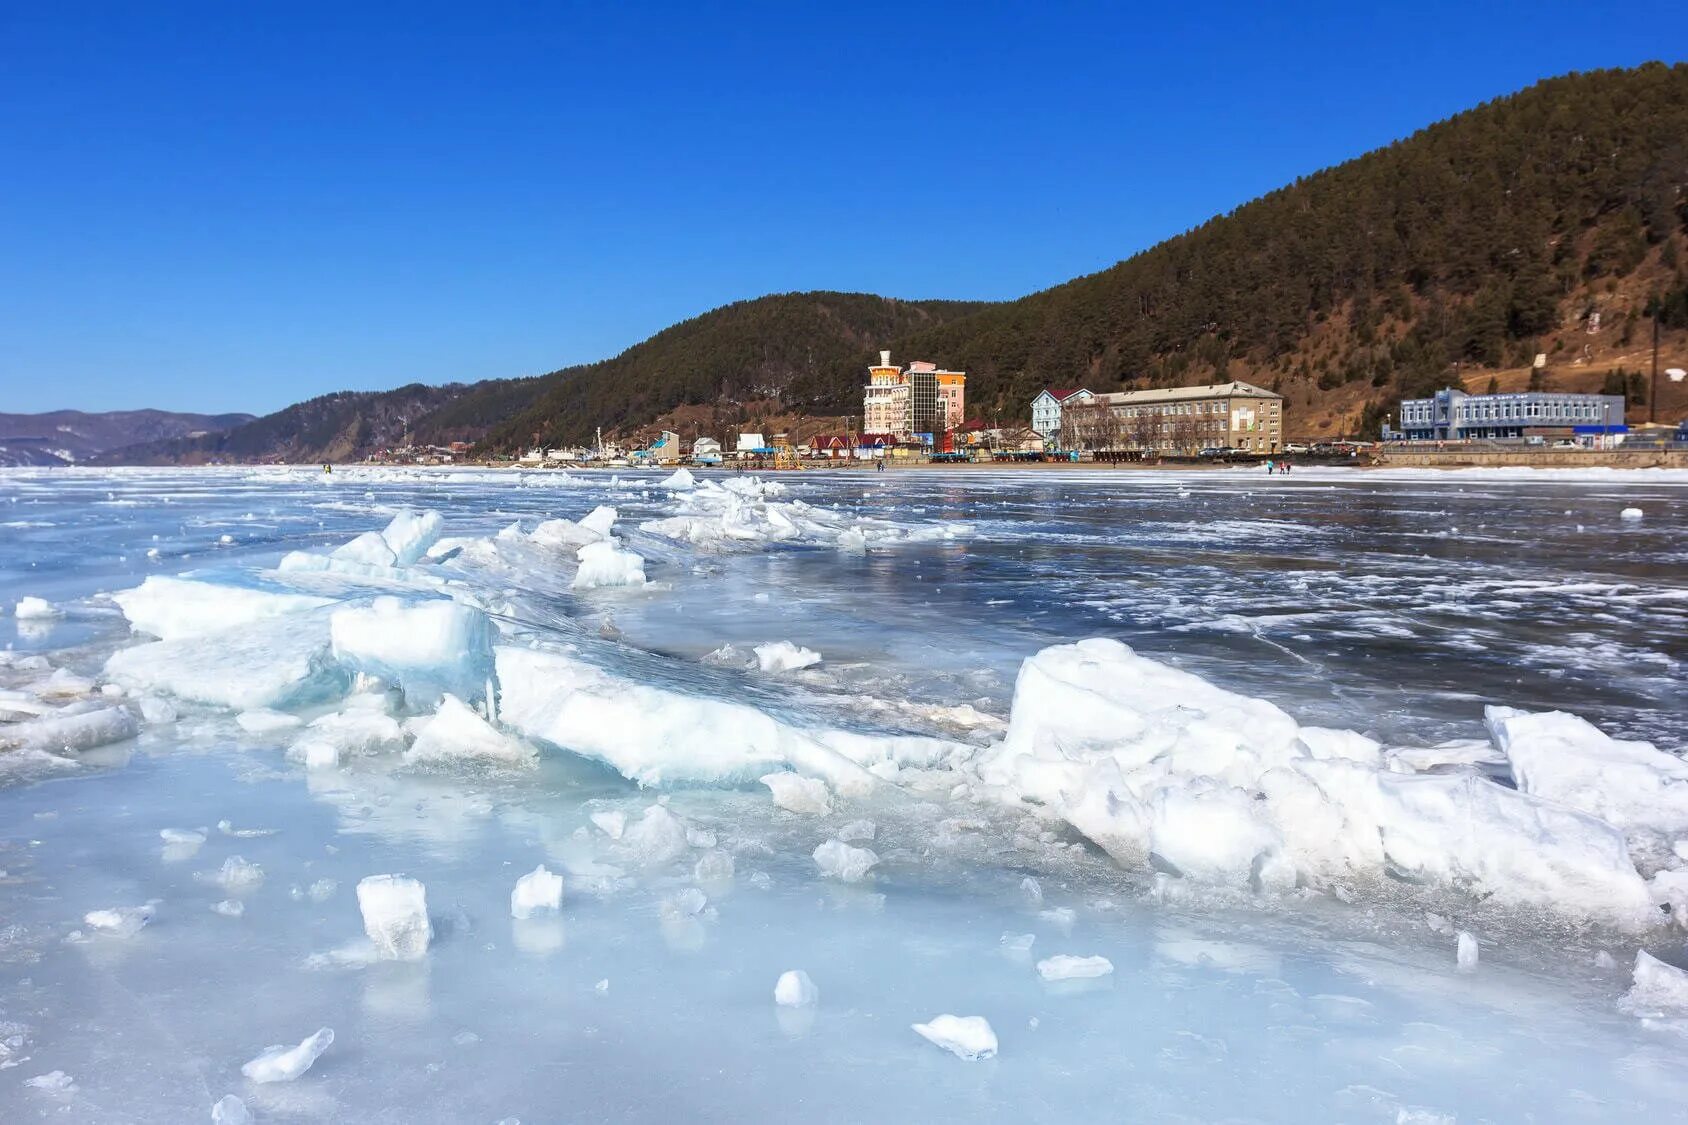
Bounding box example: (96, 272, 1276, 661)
(2, 2, 1682, 414)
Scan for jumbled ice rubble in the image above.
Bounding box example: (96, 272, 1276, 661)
(18, 500, 1688, 960)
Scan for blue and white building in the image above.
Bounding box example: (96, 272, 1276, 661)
(1387, 388, 1625, 442)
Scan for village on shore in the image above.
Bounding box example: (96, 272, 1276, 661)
(369, 351, 1688, 472)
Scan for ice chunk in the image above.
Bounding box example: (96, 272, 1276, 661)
(911, 1014, 997, 1061)
(1620, 507, 1643, 520)
(241, 1026, 334, 1083)
(496, 646, 935, 791)
(212, 899, 245, 917)
(510, 865, 564, 920)
(1001, 932, 1036, 955)
(1150, 782, 1280, 884)
(211, 1094, 253, 1124)
(236, 708, 303, 734)
(753, 641, 821, 673)
(333, 530, 397, 567)
(1036, 954, 1114, 981)
(761, 772, 833, 815)
(293, 708, 405, 759)
(105, 608, 344, 710)
(24, 1070, 75, 1091)
(837, 819, 877, 843)
(330, 597, 494, 706)
(137, 695, 178, 724)
(571, 540, 647, 590)
(1622, 950, 1688, 1016)
(14, 596, 59, 619)
(661, 887, 709, 919)
(813, 839, 879, 882)
(357, 874, 432, 960)
(200, 856, 264, 891)
(623, 805, 690, 865)
(160, 827, 206, 845)
(405, 694, 534, 764)
(693, 850, 735, 883)
(659, 468, 696, 490)
(2, 706, 138, 754)
(1486, 706, 1688, 838)
(1455, 931, 1478, 972)
(83, 903, 155, 937)
(379, 509, 445, 565)
(590, 809, 627, 840)
(774, 969, 818, 1007)
(112, 576, 333, 641)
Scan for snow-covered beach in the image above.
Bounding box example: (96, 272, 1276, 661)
(2, 464, 1685, 1121)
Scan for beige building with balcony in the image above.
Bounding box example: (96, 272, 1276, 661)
(1083, 380, 1284, 453)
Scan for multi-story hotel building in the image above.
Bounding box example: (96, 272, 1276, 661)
(862, 352, 965, 441)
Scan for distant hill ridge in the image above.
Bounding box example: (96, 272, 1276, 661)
(0, 409, 255, 466)
(98, 63, 1688, 463)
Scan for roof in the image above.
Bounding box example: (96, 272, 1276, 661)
(1097, 380, 1281, 406)
(1046, 387, 1092, 402)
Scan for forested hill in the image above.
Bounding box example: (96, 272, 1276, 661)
(882, 62, 1688, 432)
(101, 63, 1688, 462)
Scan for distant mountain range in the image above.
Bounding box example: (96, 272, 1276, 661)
(0, 409, 255, 467)
(65, 63, 1688, 464)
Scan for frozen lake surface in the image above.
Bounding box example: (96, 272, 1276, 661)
(1, 464, 1685, 1122)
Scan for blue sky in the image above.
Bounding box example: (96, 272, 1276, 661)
(2, 2, 1682, 414)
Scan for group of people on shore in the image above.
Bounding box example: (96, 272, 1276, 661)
(1262, 459, 1292, 474)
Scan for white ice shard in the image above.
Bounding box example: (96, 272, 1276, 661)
(659, 468, 697, 490)
(1487, 705, 1688, 838)
(14, 596, 59, 619)
(199, 856, 264, 891)
(836, 819, 877, 843)
(211, 1094, 253, 1124)
(330, 597, 495, 707)
(813, 839, 878, 882)
(911, 1014, 997, 1061)
(333, 530, 397, 567)
(24, 1070, 75, 1091)
(753, 641, 821, 673)
(623, 804, 690, 865)
(379, 509, 445, 565)
(105, 607, 344, 710)
(83, 903, 155, 937)
(976, 638, 1657, 928)
(510, 865, 564, 920)
(774, 969, 818, 1007)
(236, 708, 304, 734)
(1620, 507, 1643, 520)
(760, 772, 833, 815)
(590, 809, 627, 840)
(1622, 950, 1688, 1016)
(1036, 954, 1114, 981)
(357, 874, 432, 960)
(112, 576, 332, 642)
(1456, 931, 1479, 972)
(240, 1026, 334, 1083)
(405, 694, 534, 764)
(1, 707, 138, 754)
(497, 646, 958, 790)
(571, 539, 647, 590)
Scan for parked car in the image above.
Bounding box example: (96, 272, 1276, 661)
(1284, 443, 1310, 454)
(1551, 439, 1579, 449)
(1198, 446, 1229, 458)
